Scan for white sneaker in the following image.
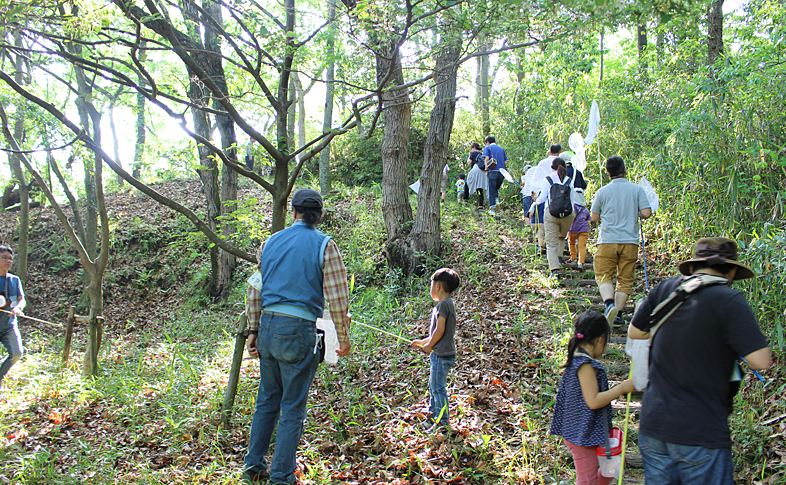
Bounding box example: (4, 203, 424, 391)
(604, 304, 619, 325)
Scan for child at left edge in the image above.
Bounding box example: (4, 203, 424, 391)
(411, 268, 461, 429)
(550, 311, 634, 485)
(456, 174, 467, 203)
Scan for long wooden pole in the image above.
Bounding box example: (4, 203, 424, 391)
(221, 313, 248, 427)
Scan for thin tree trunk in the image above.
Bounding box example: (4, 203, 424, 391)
(514, 48, 526, 117)
(287, 75, 297, 153)
(319, 0, 337, 195)
(296, 75, 307, 151)
(599, 28, 605, 84)
(389, 23, 460, 275)
(376, 41, 413, 244)
(67, 43, 99, 262)
(477, 36, 491, 137)
(132, 39, 147, 180)
(9, 31, 29, 285)
(108, 96, 123, 186)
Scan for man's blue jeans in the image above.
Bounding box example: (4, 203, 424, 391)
(244, 313, 319, 484)
(638, 432, 734, 485)
(429, 353, 455, 425)
(0, 319, 23, 382)
(488, 171, 504, 208)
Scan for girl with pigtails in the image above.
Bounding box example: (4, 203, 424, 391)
(550, 311, 634, 485)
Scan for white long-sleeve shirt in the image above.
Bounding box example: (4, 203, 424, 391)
(533, 171, 574, 209)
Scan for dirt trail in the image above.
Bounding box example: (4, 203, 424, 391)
(317, 207, 652, 483)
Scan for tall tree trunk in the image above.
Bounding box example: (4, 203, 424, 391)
(707, 0, 724, 67)
(287, 74, 297, 153)
(108, 96, 123, 187)
(296, 75, 307, 151)
(376, 41, 413, 244)
(476, 36, 491, 137)
(204, 0, 238, 298)
(637, 21, 649, 81)
(319, 0, 337, 195)
(389, 24, 460, 275)
(514, 48, 526, 118)
(270, 0, 297, 232)
(132, 39, 147, 180)
(178, 0, 238, 297)
(66, 39, 100, 269)
(599, 28, 605, 84)
(9, 31, 29, 285)
(181, 0, 223, 296)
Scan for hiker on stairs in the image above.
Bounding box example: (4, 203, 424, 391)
(590, 156, 651, 327)
(530, 157, 575, 278)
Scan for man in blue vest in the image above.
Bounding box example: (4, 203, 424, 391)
(243, 189, 352, 484)
(482, 135, 508, 215)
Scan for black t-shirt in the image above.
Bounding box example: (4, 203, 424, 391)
(566, 164, 587, 190)
(631, 276, 769, 448)
(469, 151, 484, 170)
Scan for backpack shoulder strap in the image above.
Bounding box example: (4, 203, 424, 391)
(546, 176, 554, 186)
(648, 274, 729, 339)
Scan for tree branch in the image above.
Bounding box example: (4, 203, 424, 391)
(0, 69, 257, 263)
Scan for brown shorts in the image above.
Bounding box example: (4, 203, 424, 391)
(594, 243, 638, 294)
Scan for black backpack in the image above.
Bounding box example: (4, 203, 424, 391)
(546, 175, 573, 218)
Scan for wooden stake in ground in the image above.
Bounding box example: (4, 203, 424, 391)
(221, 313, 248, 427)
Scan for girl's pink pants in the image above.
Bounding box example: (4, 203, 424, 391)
(564, 439, 615, 485)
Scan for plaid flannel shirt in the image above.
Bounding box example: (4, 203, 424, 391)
(245, 238, 351, 343)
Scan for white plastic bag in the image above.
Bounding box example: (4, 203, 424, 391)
(584, 100, 600, 146)
(316, 310, 339, 365)
(625, 337, 650, 391)
(568, 133, 588, 172)
(639, 177, 660, 213)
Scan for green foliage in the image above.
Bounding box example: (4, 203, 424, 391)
(327, 119, 428, 187)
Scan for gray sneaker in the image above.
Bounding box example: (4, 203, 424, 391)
(604, 304, 619, 325)
(613, 315, 626, 328)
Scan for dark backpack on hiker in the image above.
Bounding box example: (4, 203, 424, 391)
(546, 175, 573, 218)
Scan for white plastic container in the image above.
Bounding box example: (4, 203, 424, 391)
(596, 428, 623, 478)
(315, 309, 339, 365)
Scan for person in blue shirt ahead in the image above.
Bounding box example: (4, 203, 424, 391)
(482, 135, 508, 215)
(0, 245, 26, 389)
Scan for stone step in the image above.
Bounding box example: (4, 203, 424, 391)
(626, 454, 644, 469)
(562, 285, 645, 296)
(539, 262, 595, 271)
(559, 279, 597, 287)
(567, 303, 634, 314)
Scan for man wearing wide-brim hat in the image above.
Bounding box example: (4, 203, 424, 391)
(628, 237, 771, 484)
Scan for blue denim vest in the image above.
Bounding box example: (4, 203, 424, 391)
(258, 222, 330, 321)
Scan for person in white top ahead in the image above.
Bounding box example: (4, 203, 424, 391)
(530, 157, 576, 276)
